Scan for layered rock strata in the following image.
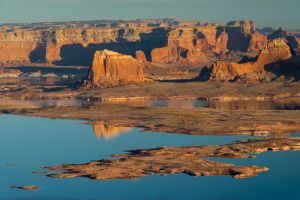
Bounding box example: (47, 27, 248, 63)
(0, 20, 268, 67)
(87, 50, 145, 87)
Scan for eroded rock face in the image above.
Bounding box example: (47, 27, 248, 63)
(150, 26, 224, 65)
(247, 32, 268, 53)
(256, 38, 293, 66)
(135, 50, 147, 64)
(87, 50, 145, 87)
(206, 38, 294, 81)
(269, 28, 300, 52)
(0, 20, 265, 67)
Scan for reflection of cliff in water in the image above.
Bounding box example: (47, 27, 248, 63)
(92, 121, 132, 139)
(208, 100, 300, 110)
(146, 100, 208, 108)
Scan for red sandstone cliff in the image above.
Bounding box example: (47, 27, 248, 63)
(207, 38, 294, 81)
(150, 25, 226, 65)
(87, 50, 145, 87)
(0, 20, 264, 67)
(0, 20, 296, 68)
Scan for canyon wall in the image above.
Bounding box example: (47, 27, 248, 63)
(0, 19, 298, 67)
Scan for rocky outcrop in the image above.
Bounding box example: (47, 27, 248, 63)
(135, 50, 147, 64)
(268, 28, 300, 52)
(205, 38, 294, 81)
(87, 50, 145, 87)
(45, 138, 300, 180)
(247, 32, 268, 52)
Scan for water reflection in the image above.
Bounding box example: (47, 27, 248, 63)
(207, 99, 300, 110)
(91, 121, 132, 139)
(145, 99, 300, 110)
(0, 98, 299, 110)
(0, 115, 299, 200)
(0, 99, 85, 108)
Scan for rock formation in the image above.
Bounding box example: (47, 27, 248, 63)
(150, 26, 226, 65)
(45, 138, 300, 180)
(205, 38, 295, 81)
(268, 28, 300, 52)
(0, 19, 270, 67)
(87, 49, 145, 87)
(225, 20, 267, 53)
(135, 50, 147, 64)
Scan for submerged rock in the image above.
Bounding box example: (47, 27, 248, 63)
(11, 185, 39, 190)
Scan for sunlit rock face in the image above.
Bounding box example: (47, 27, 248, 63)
(205, 38, 294, 81)
(92, 121, 132, 139)
(150, 25, 227, 65)
(87, 49, 145, 88)
(268, 28, 300, 52)
(0, 19, 269, 67)
(135, 50, 147, 64)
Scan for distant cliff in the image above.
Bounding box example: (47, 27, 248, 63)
(0, 19, 276, 67)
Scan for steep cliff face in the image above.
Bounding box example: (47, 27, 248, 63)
(0, 20, 294, 68)
(247, 32, 268, 52)
(0, 24, 167, 66)
(0, 29, 44, 66)
(225, 20, 267, 53)
(206, 38, 294, 81)
(87, 50, 145, 87)
(135, 50, 147, 64)
(151, 25, 227, 65)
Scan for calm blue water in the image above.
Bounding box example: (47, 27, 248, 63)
(0, 115, 299, 200)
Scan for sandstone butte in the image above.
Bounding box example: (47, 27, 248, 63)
(206, 38, 295, 81)
(87, 49, 145, 88)
(0, 19, 272, 67)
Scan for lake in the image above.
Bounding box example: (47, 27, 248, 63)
(0, 115, 299, 200)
